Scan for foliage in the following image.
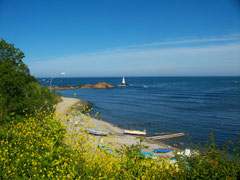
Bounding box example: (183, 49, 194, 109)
(175, 133, 240, 179)
(0, 38, 57, 122)
(1, 106, 240, 179)
(0, 111, 84, 179)
(0, 109, 178, 179)
(23, 82, 58, 114)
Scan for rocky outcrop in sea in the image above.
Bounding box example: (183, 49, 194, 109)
(49, 82, 114, 90)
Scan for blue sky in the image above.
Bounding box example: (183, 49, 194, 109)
(0, 0, 240, 77)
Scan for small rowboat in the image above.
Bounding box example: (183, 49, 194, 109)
(86, 128, 109, 136)
(154, 149, 171, 153)
(124, 129, 146, 136)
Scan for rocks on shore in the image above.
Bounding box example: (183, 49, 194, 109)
(49, 82, 114, 90)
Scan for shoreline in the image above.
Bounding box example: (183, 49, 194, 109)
(56, 96, 176, 158)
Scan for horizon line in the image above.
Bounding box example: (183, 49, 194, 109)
(36, 75, 240, 78)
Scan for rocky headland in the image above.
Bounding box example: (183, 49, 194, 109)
(49, 82, 114, 90)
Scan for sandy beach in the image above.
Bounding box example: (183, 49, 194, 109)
(56, 97, 175, 158)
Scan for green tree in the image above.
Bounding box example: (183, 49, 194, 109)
(0, 38, 57, 122)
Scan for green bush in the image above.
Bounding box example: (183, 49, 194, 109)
(1, 110, 240, 179)
(0, 38, 57, 122)
(176, 133, 240, 179)
(0, 112, 84, 179)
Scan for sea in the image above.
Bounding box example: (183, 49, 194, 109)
(39, 77, 240, 148)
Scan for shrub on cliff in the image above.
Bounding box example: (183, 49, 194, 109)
(175, 133, 240, 179)
(0, 38, 57, 122)
(0, 111, 84, 179)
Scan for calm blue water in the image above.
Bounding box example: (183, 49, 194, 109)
(39, 77, 240, 147)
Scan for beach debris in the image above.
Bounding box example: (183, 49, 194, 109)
(74, 121, 78, 126)
(177, 148, 199, 157)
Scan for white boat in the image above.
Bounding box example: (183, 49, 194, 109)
(121, 77, 130, 86)
(124, 129, 146, 136)
(86, 128, 109, 136)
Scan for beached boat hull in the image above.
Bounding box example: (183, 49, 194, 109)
(124, 130, 146, 135)
(154, 149, 171, 153)
(86, 128, 109, 136)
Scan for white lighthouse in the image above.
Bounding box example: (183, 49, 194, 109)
(121, 77, 130, 86)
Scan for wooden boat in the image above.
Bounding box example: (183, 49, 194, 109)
(86, 128, 109, 136)
(124, 129, 146, 136)
(154, 149, 171, 153)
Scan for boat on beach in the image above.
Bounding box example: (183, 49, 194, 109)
(86, 128, 109, 136)
(154, 149, 171, 153)
(124, 129, 146, 136)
